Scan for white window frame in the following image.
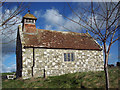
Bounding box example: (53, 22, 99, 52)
(64, 53, 75, 62)
(25, 19, 35, 24)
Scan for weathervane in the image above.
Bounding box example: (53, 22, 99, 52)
(28, 10, 30, 14)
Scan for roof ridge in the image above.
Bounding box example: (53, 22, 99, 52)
(37, 29, 86, 35)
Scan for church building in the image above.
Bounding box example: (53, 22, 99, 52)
(16, 11, 104, 79)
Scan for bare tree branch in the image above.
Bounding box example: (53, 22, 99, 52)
(1, 2, 29, 44)
(62, 1, 120, 89)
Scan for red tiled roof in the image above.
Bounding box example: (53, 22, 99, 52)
(23, 29, 102, 50)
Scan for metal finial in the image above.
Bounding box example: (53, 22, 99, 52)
(28, 10, 30, 14)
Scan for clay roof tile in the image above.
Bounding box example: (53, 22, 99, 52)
(23, 13, 37, 19)
(23, 29, 102, 50)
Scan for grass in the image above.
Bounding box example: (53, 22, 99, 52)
(2, 67, 119, 88)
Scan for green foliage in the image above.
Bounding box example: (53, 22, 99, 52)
(2, 72, 15, 76)
(2, 67, 119, 88)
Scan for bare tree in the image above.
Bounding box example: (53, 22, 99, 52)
(0, 1, 29, 44)
(60, 1, 120, 89)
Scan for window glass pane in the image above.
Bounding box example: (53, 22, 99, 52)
(64, 53, 66, 61)
(71, 53, 74, 61)
(68, 53, 70, 61)
(64, 53, 74, 62)
(30, 20, 32, 23)
(26, 19, 29, 22)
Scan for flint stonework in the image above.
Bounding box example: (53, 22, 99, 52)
(22, 48, 104, 79)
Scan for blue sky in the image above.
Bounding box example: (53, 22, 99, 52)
(2, 2, 119, 73)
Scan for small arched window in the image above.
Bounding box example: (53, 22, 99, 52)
(32, 20, 34, 23)
(26, 19, 29, 23)
(30, 20, 32, 23)
(25, 19, 35, 24)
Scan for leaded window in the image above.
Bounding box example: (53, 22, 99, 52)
(64, 53, 75, 61)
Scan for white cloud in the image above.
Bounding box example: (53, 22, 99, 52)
(34, 10, 42, 18)
(33, 8, 92, 32)
(108, 53, 118, 65)
(1, 6, 21, 73)
(88, 15, 97, 26)
(2, 53, 16, 73)
(106, 44, 109, 51)
(2, 6, 22, 38)
(63, 16, 83, 32)
(1, 6, 22, 55)
(42, 8, 84, 32)
(2, 64, 16, 73)
(43, 9, 65, 25)
(2, 54, 12, 62)
(45, 25, 53, 30)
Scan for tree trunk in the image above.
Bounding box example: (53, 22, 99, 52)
(104, 53, 109, 90)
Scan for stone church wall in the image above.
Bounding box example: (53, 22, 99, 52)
(22, 48, 104, 79)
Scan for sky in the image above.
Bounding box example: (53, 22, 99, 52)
(1, 2, 119, 73)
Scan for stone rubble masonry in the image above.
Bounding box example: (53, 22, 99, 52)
(22, 48, 104, 79)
